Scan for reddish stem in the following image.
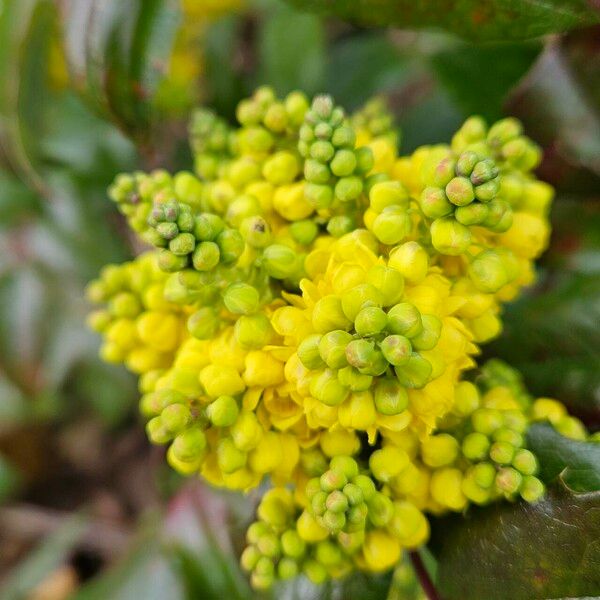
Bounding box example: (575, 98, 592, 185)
(409, 551, 441, 600)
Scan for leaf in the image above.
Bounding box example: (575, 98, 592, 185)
(0, 0, 54, 192)
(527, 423, 600, 492)
(285, 0, 600, 42)
(430, 40, 542, 121)
(59, 0, 181, 140)
(0, 454, 21, 502)
(257, 3, 326, 97)
(0, 515, 88, 600)
(430, 486, 600, 600)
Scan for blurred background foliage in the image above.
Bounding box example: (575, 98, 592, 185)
(0, 0, 598, 598)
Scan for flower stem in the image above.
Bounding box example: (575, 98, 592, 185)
(409, 551, 441, 600)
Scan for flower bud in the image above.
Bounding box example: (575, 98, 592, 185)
(158, 249, 188, 272)
(337, 366, 373, 392)
(341, 284, 383, 322)
(262, 244, 300, 279)
(187, 307, 219, 340)
(373, 378, 409, 415)
(421, 433, 459, 467)
(223, 283, 260, 314)
(455, 202, 489, 226)
(297, 334, 326, 369)
(345, 339, 387, 375)
(207, 395, 239, 427)
(354, 306, 387, 336)
(234, 313, 273, 350)
(366, 265, 404, 306)
(218, 438, 247, 473)
(241, 216, 271, 248)
(216, 229, 244, 264)
(171, 427, 206, 462)
(490, 441, 515, 465)
(380, 334, 412, 366)
(310, 369, 349, 406)
(192, 241, 220, 271)
(319, 330, 353, 369)
(495, 466, 522, 495)
(520, 475, 545, 503)
(194, 213, 225, 241)
(369, 446, 409, 482)
(372, 207, 411, 245)
(367, 492, 394, 527)
(512, 448, 538, 475)
(411, 314, 442, 351)
(304, 183, 333, 209)
(462, 432, 490, 460)
(446, 177, 475, 206)
(335, 176, 363, 202)
(387, 303, 422, 338)
(394, 353, 432, 389)
(420, 187, 453, 219)
(388, 242, 429, 283)
(455, 151, 478, 177)
(161, 404, 191, 433)
(281, 529, 306, 559)
(290, 220, 318, 245)
(430, 217, 472, 255)
(468, 250, 508, 293)
(370, 181, 409, 213)
(313, 295, 353, 333)
(471, 408, 504, 435)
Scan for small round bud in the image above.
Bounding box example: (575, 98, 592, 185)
(171, 428, 206, 462)
(462, 432, 491, 461)
(310, 369, 349, 406)
(373, 378, 409, 415)
(520, 475, 545, 503)
(312, 295, 352, 333)
(490, 441, 515, 465)
(290, 220, 318, 245)
(194, 213, 225, 241)
(495, 466, 523, 495)
(207, 395, 239, 427)
(298, 334, 325, 369)
(472, 408, 504, 435)
(326, 490, 349, 513)
(241, 216, 271, 248)
(420, 187, 453, 219)
(456, 151, 479, 177)
(319, 330, 353, 369)
(187, 307, 219, 339)
(216, 229, 244, 264)
(421, 433, 459, 467)
(455, 202, 489, 226)
(468, 250, 508, 293)
(388, 242, 429, 283)
(341, 284, 382, 322)
(394, 353, 432, 389)
(512, 449, 538, 475)
(262, 244, 300, 279)
(372, 208, 411, 245)
(370, 181, 409, 213)
(320, 469, 348, 492)
(472, 462, 496, 488)
(223, 283, 260, 315)
(430, 217, 472, 256)
(192, 241, 220, 271)
(387, 303, 423, 338)
(380, 335, 412, 366)
(354, 306, 387, 336)
(366, 265, 405, 306)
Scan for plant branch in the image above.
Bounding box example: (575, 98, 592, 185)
(409, 551, 441, 600)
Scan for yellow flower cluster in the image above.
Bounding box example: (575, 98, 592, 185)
(88, 88, 584, 589)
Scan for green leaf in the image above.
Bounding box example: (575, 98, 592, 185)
(0, 454, 21, 502)
(527, 423, 600, 492)
(430, 40, 542, 121)
(0, 515, 88, 600)
(430, 486, 600, 600)
(0, 0, 54, 191)
(257, 3, 326, 96)
(60, 0, 181, 140)
(285, 0, 600, 42)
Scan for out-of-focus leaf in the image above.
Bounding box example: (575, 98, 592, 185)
(0, 514, 88, 600)
(285, 0, 600, 42)
(430, 486, 600, 600)
(0, 454, 21, 502)
(527, 423, 600, 492)
(430, 40, 542, 121)
(0, 170, 42, 226)
(257, 3, 325, 96)
(0, 0, 54, 191)
(59, 0, 181, 140)
(509, 43, 600, 178)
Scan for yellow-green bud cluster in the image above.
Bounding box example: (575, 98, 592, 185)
(89, 88, 581, 592)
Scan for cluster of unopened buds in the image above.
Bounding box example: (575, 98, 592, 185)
(87, 87, 590, 589)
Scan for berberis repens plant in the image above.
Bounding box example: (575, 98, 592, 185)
(86, 88, 591, 590)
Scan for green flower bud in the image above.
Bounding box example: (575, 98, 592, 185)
(355, 146, 375, 174)
(512, 449, 538, 475)
(278, 558, 299, 580)
(462, 432, 490, 461)
(109, 292, 142, 318)
(241, 216, 271, 248)
(310, 369, 349, 406)
(394, 353, 432, 389)
(468, 250, 508, 293)
(335, 176, 363, 202)
(322, 509, 346, 532)
(470, 159, 498, 186)
(207, 395, 239, 427)
(345, 339, 387, 375)
(366, 265, 405, 306)
(216, 229, 244, 264)
(234, 313, 274, 350)
(319, 330, 353, 369)
(330, 455, 359, 480)
(330, 149, 357, 177)
(303, 559, 328, 585)
(241, 545, 261, 571)
(353, 474, 376, 501)
(354, 306, 387, 336)
(370, 181, 409, 213)
(311, 491, 328, 516)
(495, 466, 523, 496)
(472, 408, 504, 435)
(223, 283, 260, 315)
(493, 428, 523, 447)
(490, 441, 515, 465)
(367, 492, 394, 527)
(314, 121, 333, 139)
(487, 117, 522, 148)
(316, 540, 344, 566)
(290, 220, 318, 245)
(194, 213, 225, 241)
(171, 427, 207, 462)
(305, 158, 332, 184)
(254, 555, 275, 578)
(187, 307, 219, 339)
(420, 187, 454, 219)
(327, 215, 355, 238)
(227, 195, 261, 227)
(472, 462, 496, 488)
(320, 469, 348, 492)
(474, 179, 499, 202)
(373, 378, 409, 415)
(158, 249, 188, 272)
(305, 183, 333, 209)
(482, 198, 511, 229)
(281, 529, 306, 559)
(446, 177, 475, 206)
(298, 334, 326, 369)
(520, 475, 545, 503)
(455, 202, 489, 226)
(262, 244, 300, 279)
(192, 241, 220, 271)
(380, 335, 412, 366)
(372, 207, 411, 245)
(341, 284, 382, 322)
(432, 157, 456, 187)
(503, 410, 528, 433)
(161, 404, 191, 433)
(411, 314, 442, 351)
(146, 416, 172, 444)
(326, 490, 349, 513)
(337, 366, 373, 391)
(331, 125, 356, 148)
(342, 482, 364, 506)
(246, 521, 270, 545)
(156, 221, 179, 240)
(456, 151, 479, 177)
(310, 140, 335, 162)
(430, 217, 472, 256)
(312, 295, 352, 333)
(217, 438, 247, 473)
(387, 303, 423, 338)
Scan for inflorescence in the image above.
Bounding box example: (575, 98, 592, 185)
(88, 87, 588, 590)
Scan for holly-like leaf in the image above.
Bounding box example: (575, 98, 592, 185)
(430, 486, 600, 600)
(527, 423, 600, 492)
(285, 0, 600, 42)
(59, 0, 181, 140)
